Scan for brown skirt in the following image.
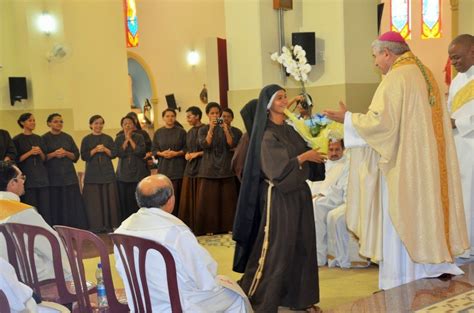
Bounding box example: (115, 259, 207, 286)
(178, 176, 200, 231)
(239, 182, 319, 311)
(171, 179, 182, 217)
(83, 182, 120, 232)
(117, 181, 139, 221)
(194, 177, 237, 236)
(50, 184, 88, 229)
(22, 187, 51, 225)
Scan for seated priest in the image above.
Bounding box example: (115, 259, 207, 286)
(0, 161, 71, 282)
(114, 174, 251, 313)
(0, 257, 70, 313)
(326, 204, 370, 268)
(309, 138, 349, 266)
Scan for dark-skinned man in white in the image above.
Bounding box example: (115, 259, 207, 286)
(447, 34, 474, 259)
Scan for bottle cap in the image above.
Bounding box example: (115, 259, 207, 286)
(97, 263, 102, 269)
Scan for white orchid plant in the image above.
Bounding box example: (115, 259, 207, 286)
(271, 45, 312, 88)
(271, 45, 343, 154)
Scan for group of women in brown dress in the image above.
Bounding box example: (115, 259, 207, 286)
(10, 113, 87, 229)
(3, 111, 152, 232)
(154, 103, 242, 236)
(2, 103, 242, 236)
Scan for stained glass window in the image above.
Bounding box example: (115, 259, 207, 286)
(391, 0, 411, 39)
(422, 0, 441, 39)
(124, 0, 139, 47)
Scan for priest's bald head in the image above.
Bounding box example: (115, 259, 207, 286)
(448, 34, 474, 73)
(371, 31, 410, 75)
(135, 174, 175, 214)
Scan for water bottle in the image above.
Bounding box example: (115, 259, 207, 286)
(95, 263, 108, 308)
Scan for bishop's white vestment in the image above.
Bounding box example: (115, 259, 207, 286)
(343, 52, 468, 290)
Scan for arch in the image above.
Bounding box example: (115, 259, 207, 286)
(126, 51, 158, 109)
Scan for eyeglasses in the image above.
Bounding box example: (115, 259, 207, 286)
(13, 174, 26, 182)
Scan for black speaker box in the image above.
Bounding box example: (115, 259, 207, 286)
(9, 77, 28, 106)
(292, 32, 316, 65)
(165, 94, 181, 112)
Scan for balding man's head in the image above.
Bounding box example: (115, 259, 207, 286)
(135, 174, 175, 213)
(449, 34, 474, 73)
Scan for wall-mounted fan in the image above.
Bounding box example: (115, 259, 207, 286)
(46, 44, 70, 63)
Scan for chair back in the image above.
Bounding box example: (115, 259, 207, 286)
(0, 224, 20, 279)
(0, 290, 10, 313)
(54, 226, 129, 313)
(109, 233, 182, 313)
(5, 222, 76, 305)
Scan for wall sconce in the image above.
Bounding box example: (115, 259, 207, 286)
(187, 51, 200, 66)
(37, 12, 57, 35)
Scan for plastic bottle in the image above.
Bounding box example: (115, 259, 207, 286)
(95, 263, 108, 308)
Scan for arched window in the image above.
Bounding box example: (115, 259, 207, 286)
(421, 0, 441, 39)
(391, 0, 411, 39)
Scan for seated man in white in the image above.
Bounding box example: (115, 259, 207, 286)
(0, 257, 70, 313)
(114, 174, 250, 313)
(310, 139, 349, 266)
(0, 161, 71, 282)
(327, 204, 370, 268)
(308, 139, 347, 198)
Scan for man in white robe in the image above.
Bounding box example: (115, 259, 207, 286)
(114, 174, 250, 313)
(0, 257, 38, 313)
(310, 139, 349, 266)
(0, 257, 69, 313)
(326, 203, 370, 269)
(447, 34, 474, 258)
(325, 31, 468, 290)
(311, 140, 369, 268)
(0, 161, 71, 283)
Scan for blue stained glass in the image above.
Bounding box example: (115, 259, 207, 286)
(422, 0, 439, 29)
(128, 17, 138, 36)
(391, 0, 409, 32)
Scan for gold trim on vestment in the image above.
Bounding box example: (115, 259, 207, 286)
(0, 200, 31, 220)
(392, 52, 452, 255)
(451, 80, 474, 114)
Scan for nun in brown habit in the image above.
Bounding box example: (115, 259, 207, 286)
(178, 106, 205, 230)
(195, 102, 240, 235)
(234, 84, 325, 312)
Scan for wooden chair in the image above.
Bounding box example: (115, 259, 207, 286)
(109, 233, 182, 313)
(0, 290, 10, 313)
(54, 226, 128, 313)
(0, 224, 20, 279)
(5, 222, 77, 305)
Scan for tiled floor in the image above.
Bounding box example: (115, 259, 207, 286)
(85, 233, 473, 312)
(327, 262, 474, 313)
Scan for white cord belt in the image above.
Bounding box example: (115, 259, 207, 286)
(248, 179, 274, 297)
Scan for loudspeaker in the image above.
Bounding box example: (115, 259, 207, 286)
(9, 77, 28, 106)
(165, 94, 181, 112)
(377, 3, 385, 34)
(292, 32, 316, 65)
